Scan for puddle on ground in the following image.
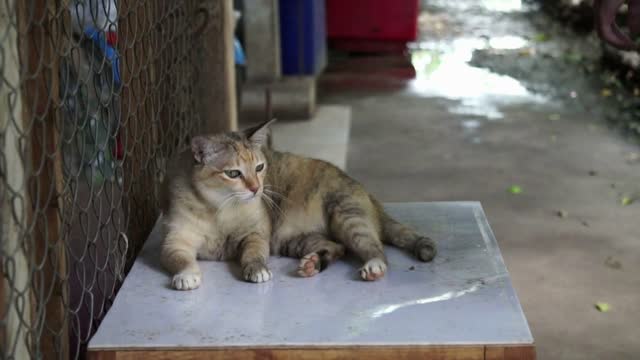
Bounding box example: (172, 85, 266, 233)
(427, 0, 528, 12)
(480, 0, 524, 12)
(461, 119, 483, 144)
(408, 36, 549, 120)
(488, 35, 529, 50)
(462, 119, 481, 131)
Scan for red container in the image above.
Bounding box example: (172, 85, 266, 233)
(326, 0, 419, 42)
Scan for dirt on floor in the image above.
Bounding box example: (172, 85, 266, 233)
(320, 0, 640, 358)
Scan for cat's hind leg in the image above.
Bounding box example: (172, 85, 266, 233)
(281, 233, 345, 277)
(326, 196, 387, 281)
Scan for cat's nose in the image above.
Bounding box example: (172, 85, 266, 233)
(248, 185, 259, 194)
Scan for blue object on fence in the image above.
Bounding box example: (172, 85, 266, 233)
(234, 37, 246, 66)
(85, 27, 121, 87)
(279, 0, 327, 75)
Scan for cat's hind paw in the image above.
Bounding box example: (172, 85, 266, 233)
(172, 271, 202, 290)
(243, 262, 273, 283)
(360, 258, 387, 281)
(297, 252, 320, 277)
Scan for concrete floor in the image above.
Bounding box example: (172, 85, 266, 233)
(318, 1, 640, 359)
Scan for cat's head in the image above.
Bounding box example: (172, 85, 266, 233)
(189, 120, 274, 207)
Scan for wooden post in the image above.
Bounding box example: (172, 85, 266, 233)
(1, 2, 32, 358)
(198, 0, 238, 133)
(16, 0, 69, 358)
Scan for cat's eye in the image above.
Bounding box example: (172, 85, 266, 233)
(224, 170, 242, 179)
(255, 163, 265, 172)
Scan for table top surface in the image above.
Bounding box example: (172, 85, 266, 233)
(88, 202, 533, 350)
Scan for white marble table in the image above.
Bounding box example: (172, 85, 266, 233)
(88, 202, 535, 360)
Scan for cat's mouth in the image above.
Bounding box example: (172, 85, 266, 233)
(239, 191, 260, 201)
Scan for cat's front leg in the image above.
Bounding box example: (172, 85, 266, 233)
(238, 232, 272, 283)
(161, 229, 205, 290)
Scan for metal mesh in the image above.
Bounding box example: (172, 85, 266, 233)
(0, 0, 216, 358)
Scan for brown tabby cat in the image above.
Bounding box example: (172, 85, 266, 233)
(160, 120, 436, 290)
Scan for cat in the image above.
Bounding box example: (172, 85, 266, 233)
(159, 127, 273, 290)
(160, 120, 436, 290)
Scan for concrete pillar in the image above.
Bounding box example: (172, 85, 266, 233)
(242, 0, 282, 82)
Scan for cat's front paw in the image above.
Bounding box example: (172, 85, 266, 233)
(360, 258, 387, 281)
(172, 271, 202, 290)
(243, 262, 272, 283)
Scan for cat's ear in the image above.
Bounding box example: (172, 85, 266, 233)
(244, 119, 276, 147)
(191, 136, 224, 165)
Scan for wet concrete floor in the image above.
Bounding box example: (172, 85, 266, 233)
(320, 0, 640, 358)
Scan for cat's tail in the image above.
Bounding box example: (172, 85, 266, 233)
(376, 202, 437, 262)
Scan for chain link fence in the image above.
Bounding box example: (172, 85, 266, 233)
(1, 0, 234, 358)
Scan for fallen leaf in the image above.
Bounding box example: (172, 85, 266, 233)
(565, 52, 583, 63)
(555, 210, 568, 218)
(634, 88, 640, 97)
(518, 47, 535, 56)
(588, 170, 598, 176)
(409, 266, 416, 271)
(601, 88, 613, 97)
(581, 220, 590, 227)
(621, 196, 634, 206)
(508, 185, 523, 194)
(595, 302, 610, 312)
(533, 33, 549, 42)
(548, 113, 561, 121)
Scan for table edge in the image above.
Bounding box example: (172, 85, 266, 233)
(88, 344, 536, 360)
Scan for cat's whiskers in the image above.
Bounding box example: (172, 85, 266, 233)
(260, 193, 277, 213)
(263, 188, 288, 203)
(263, 185, 286, 195)
(261, 185, 288, 211)
(261, 192, 284, 218)
(263, 188, 283, 196)
(264, 189, 288, 219)
(216, 191, 244, 213)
